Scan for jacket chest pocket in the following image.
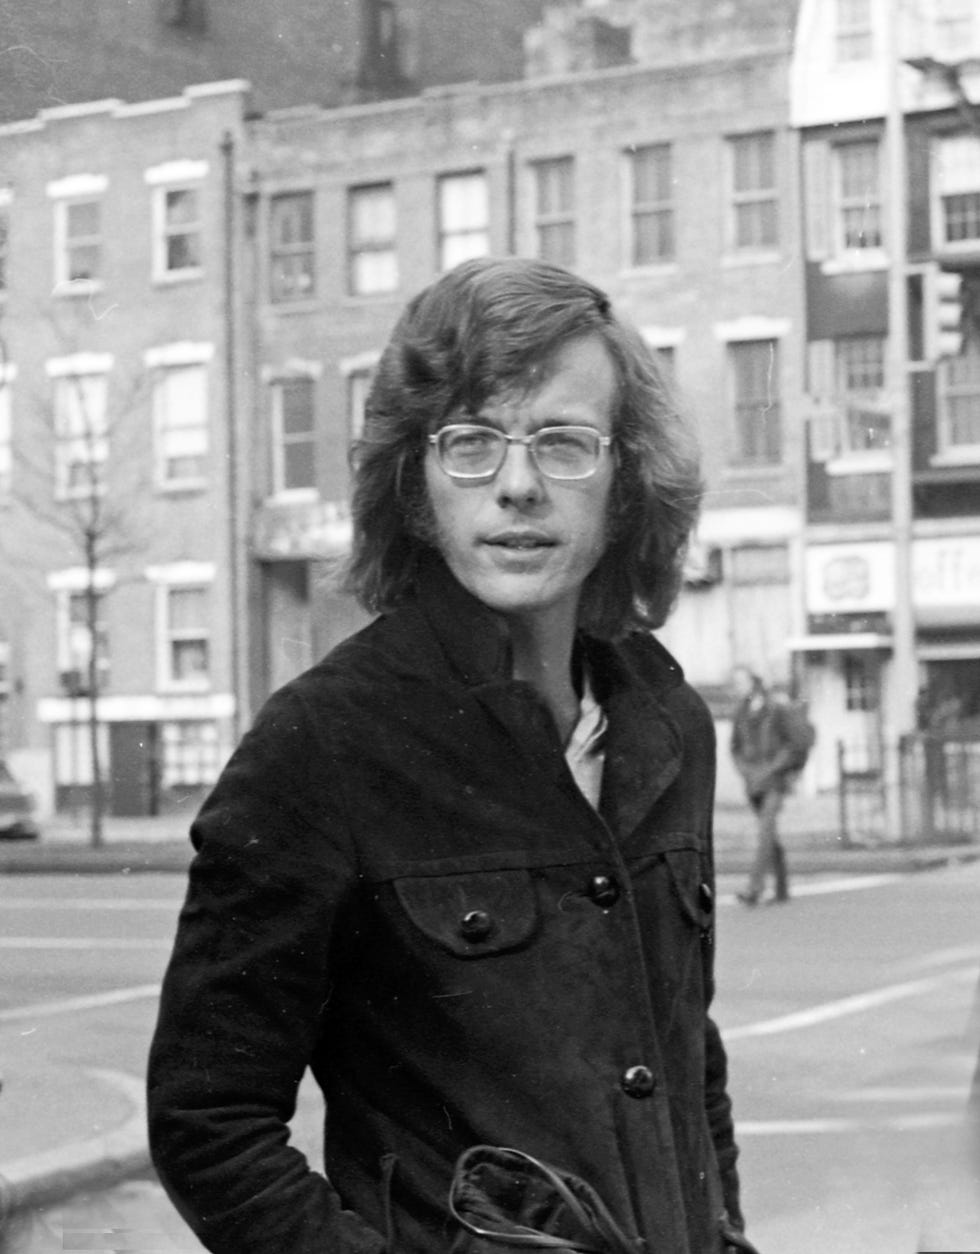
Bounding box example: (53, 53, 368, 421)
(394, 869, 539, 958)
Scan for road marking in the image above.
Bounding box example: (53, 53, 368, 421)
(0, 897, 181, 911)
(725, 965, 978, 1041)
(719, 873, 902, 906)
(737, 1111, 964, 1136)
(0, 936, 171, 949)
(0, 983, 161, 1024)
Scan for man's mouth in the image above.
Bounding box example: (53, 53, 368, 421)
(484, 532, 556, 550)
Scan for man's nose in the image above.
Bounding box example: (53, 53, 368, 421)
(493, 438, 545, 505)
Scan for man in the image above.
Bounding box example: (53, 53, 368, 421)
(730, 666, 796, 906)
(147, 258, 753, 1254)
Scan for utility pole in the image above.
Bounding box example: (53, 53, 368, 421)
(884, 6, 917, 745)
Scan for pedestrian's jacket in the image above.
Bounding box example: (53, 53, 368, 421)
(147, 557, 744, 1254)
(730, 696, 796, 798)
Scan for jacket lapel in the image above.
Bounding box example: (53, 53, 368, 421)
(600, 683, 682, 846)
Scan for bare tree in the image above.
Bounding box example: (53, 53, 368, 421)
(2, 304, 149, 847)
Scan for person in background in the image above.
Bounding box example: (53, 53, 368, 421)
(730, 666, 795, 906)
(147, 257, 755, 1254)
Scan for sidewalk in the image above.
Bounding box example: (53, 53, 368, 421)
(1, 799, 978, 1228)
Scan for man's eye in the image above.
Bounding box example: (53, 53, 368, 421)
(447, 430, 496, 454)
(537, 430, 592, 456)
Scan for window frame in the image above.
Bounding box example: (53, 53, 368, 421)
(833, 139, 883, 256)
(935, 317, 980, 464)
(727, 131, 779, 254)
(152, 363, 210, 491)
(436, 171, 489, 273)
(269, 373, 318, 497)
(834, 0, 872, 63)
(47, 356, 113, 501)
(931, 133, 980, 255)
(269, 190, 316, 304)
(626, 143, 675, 269)
(347, 182, 398, 297)
(728, 338, 783, 467)
(151, 183, 204, 283)
(56, 197, 104, 291)
(531, 157, 575, 268)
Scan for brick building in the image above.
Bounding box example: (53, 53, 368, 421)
(0, 81, 249, 816)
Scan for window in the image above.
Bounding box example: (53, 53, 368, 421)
(161, 721, 221, 788)
(835, 141, 882, 252)
(49, 360, 111, 500)
(835, 0, 872, 62)
(270, 192, 315, 302)
(938, 318, 980, 458)
(348, 183, 397, 295)
(628, 144, 673, 266)
(730, 340, 781, 465)
(836, 335, 890, 455)
(271, 376, 316, 493)
(437, 172, 489, 272)
(0, 372, 12, 499)
(533, 158, 575, 267)
(730, 545, 790, 585)
(0, 189, 9, 294)
(934, 135, 980, 250)
(165, 586, 210, 688)
(158, 0, 207, 30)
(844, 653, 878, 711)
(729, 132, 778, 251)
(157, 186, 202, 277)
(59, 199, 103, 286)
(153, 363, 209, 487)
(348, 369, 373, 442)
(62, 590, 110, 693)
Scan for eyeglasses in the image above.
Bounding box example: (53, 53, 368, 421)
(428, 424, 612, 482)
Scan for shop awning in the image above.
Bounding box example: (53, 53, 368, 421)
(786, 632, 893, 652)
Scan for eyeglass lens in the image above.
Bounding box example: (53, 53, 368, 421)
(436, 426, 603, 479)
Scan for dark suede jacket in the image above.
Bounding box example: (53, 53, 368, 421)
(147, 560, 743, 1254)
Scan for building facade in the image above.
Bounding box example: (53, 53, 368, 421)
(0, 81, 250, 816)
(243, 30, 806, 749)
(792, 0, 980, 789)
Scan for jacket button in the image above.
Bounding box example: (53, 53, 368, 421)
(459, 909, 493, 942)
(621, 1065, 656, 1099)
(587, 874, 620, 908)
(699, 882, 714, 913)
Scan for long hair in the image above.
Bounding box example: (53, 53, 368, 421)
(342, 256, 702, 638)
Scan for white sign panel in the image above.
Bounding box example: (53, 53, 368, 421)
(805, 542, 895, 614)
(913, 535, 980, 609)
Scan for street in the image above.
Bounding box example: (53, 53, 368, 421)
(1, 863, 978, 1253)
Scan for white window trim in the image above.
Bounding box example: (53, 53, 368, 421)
(144, 160, 209, 187)
(714, 317, 791, 342)
(144, 342, 215, 369)
(930, 134, 980, 256)
(47, 567, 117, 593)
(640, 327, 686, 350)
(150, 178, 205, 285)
(48, 360, 112, 501)
(146, 564, 215, 694)
(51, 194, 105, 295)
(149, 354, 211, 492)
(621, 144, 675, 274)
(46, 353, 114, 378)
(267, 372, 318, 500)
(339, 349, 381, 377)
(725, 132, 779, 257)
(46, 174, 108, 200)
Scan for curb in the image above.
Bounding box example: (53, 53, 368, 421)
(0, 840, 192, 876)
(0, 1070, 150, 1225)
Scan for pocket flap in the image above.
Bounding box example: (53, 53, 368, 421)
(394, 869, 538, 958)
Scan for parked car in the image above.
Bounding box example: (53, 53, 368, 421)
(0, 759, 40, 840)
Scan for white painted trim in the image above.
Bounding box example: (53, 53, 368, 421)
(46, 567, 117, 592)
(144, 159, 209, 186)
(713, 316, 792, 341)
(640, 326, 686, 349)
(39, 100, 121, 123)
(38, 692, 236, 723)
(696, 505, 801, 545)
(338, 350, 381, 377)
(45, 353, 114, 378)
(144, 561, 216, 585)
(46, 173, 109, 200)
(185, 80, 251, 99)
(116, 97, 190, 119)
(0, 363, 17, 385)
(261, 358, 324, 382)
(0, 187, 12, 207)
(143, 341, 215, 369)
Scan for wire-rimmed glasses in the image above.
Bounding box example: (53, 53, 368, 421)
(428, 424, 612, 482)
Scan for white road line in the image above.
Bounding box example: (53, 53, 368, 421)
(0, 897, 181, 910)
(0, 936, 171, 949)
(0, 983, 162, 1024)
(725, 965, 979, 1041)
(737, 1112, 964, 1136)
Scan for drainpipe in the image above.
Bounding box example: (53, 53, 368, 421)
(221, 130, 244, 745)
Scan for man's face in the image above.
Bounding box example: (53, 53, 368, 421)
(423, 334, 616, 634)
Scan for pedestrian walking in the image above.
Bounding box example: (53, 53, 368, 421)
(147, 257, 756, 1254)
(730, 666, 805, 906)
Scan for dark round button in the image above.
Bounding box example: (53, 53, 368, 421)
(459, 909, 493, 942)
(699, 882, 714, 913)
(620, 1065, 656, 1099)
(587, 874, 620, 909)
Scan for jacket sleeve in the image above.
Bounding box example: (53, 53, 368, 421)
(146, 688, 386, 1254)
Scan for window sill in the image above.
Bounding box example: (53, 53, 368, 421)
(267, 297, 321, 314)
(159, 681, 212, 695)
(929, 447, 980, 468)
(267, 488, 318, 504)
(819, 250, 889, 276)
(152, 268, 204, 286)
(156, 478, 209, 494)
(723, 462, 786, 477)
(721, 249, 782, 268)
(619, 262, 679, 279)
(53, 279, 105, 298)
(826, 453, 893, 476)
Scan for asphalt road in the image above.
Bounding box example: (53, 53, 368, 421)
(1, 864, 978, 1253)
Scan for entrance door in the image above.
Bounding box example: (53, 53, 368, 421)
(109, 722, 160, 816)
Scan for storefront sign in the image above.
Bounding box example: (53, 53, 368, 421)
(805, 542, 894, 614)
(913, 535, 980, 610)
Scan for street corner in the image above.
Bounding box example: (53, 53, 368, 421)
(0, 1065, 150, 1222)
